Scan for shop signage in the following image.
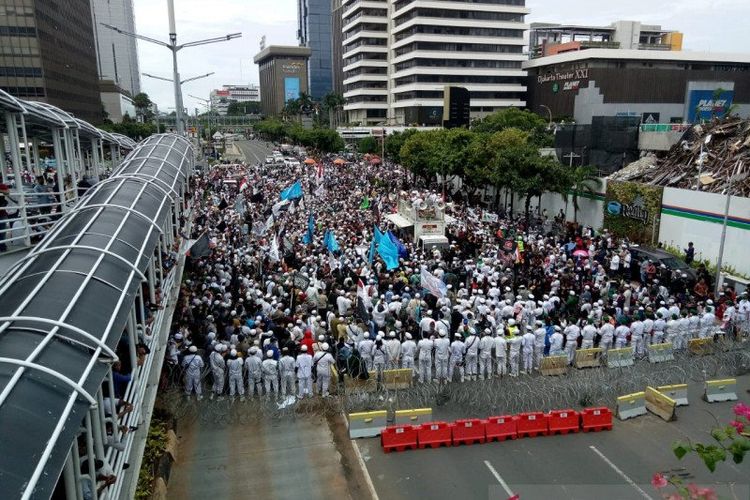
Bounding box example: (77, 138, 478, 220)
(420, 223, 441, 235)
(606, 196, 649, 224)
(537, 68, 589, 84)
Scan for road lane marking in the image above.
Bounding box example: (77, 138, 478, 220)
(484, 460, 514, 498)
(589, 445, 653, 500)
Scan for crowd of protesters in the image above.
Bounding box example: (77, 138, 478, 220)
(165, 144, 750, 401)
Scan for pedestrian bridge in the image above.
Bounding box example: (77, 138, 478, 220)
(0, 132, 192, 499)
(0, 89, 136, 258)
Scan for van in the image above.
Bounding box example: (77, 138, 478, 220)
(418, 234, 450, 252)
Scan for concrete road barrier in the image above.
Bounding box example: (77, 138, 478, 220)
(383, 368, 414, 390)
(348, 410, 388, 439)
(645, 386, 676, 421)
(657, 384, 689, 406)
(648, 343, 674, 363)
(704, 378, 738, 403)
(394, 408, 433, 426)
(540, 355, 568, 376)
(616, 391, 647, 420)
(575, 348, 602, 369)
(607, 347, 634, 368)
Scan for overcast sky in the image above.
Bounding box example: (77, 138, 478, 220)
(132, 0, 749, 111)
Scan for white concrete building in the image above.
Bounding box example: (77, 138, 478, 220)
(91, 0, 141, 122)
(210, 84, 261, 115)
(342, 0, 529, 126)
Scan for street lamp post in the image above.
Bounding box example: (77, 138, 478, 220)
(142, 72, 214, 133)
(714, 160, 744, 295)
(100, 0, 240, 135)
(539, 105, 553, 130)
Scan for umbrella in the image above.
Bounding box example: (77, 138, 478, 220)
(572, 249, 589, 258)
(303, 158, 316, 165)
(333, 158, 346, 165)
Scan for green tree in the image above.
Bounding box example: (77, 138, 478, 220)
(100, 120, 157, 140)
(399, 130, 442, 182)
(566, 165, 602, 223)
(323, 92, 345, 129)
(472, 107, 552, 147)
(512, 149, 567, 222)
(133, 92, 154, 122)
(358, 136, 379, 155)
(384, 128, 417, 164)
(226, 101, 261, 115)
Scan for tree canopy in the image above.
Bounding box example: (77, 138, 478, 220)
(226, 101, 261, 115)
(253, 118, 344, 153)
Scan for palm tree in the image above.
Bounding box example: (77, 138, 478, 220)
(566, 165, 602, 224)
(323, 92, 345, 129)
(298, 92, 314, 114)
(282, 98, 301, 122)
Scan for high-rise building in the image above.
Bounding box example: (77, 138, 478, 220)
(0, 0, 102, 123)
(253, 45, 311, 116)
(297, 0, 333, 99)
(341, 0, 529, 126)
(209, 84, 261, 115)
(90, 0, 141, 122)
(341, 0, 388, 125)
(529, 20, 684, 58)
(331, 0, 345, 96)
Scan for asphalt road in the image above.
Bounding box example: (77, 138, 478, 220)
(233, 139, 275, 165)
(357, 377, 750, 500)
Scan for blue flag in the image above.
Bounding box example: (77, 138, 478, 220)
(302, 213, 315, 245)
(373, 225, 384, 245)
(323, 229, 340, 253)
(280, 181, 303, 200)
(367, 236, 376, 265)
(387, 231, 408, 259)
(377, 232, 400, 270)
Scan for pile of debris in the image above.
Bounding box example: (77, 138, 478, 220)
(610, 117, 750, 197)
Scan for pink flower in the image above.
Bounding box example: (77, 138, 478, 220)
(733, 403, 750, 419)
(687, 483, 701, 498)
(651, 473, 669, 489)
(729, 420, 745, 433)
(697, 487, 718, 500)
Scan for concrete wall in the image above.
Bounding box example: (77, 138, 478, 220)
(659, 187, 750, 276)
(638, 130, 685, 151)
(574, 81, 685, 125)
(539, 180, 606, 229)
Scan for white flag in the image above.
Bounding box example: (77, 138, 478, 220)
(420, 267, 447, 298)
(269, 235, 280, 262)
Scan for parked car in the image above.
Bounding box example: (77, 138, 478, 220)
(629, 246, 697, 285)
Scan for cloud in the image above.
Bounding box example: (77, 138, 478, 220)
(133, 0, 297, 110)
(132, 0, 749, 110)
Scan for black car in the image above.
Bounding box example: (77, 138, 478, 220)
(629, 246, 698, 285)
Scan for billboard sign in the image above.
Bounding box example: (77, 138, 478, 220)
(284, 77, 300, 102)
(604, 181, 664, 243)
(687, 89, 734, 122)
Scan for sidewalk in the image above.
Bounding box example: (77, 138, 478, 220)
(168, 411, 364, 500)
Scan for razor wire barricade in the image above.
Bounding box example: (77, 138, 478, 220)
(157, 340, 750, 426)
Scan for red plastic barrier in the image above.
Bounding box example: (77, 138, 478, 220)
(581, 407, 613, 432)
(548, 409, 580, 435)
(452, 418, 486, 445)
(516, 412, 549, 438)
(417, 421, 453, 449)
(485, 415, 518, 442)
(381, 425, 418, 453)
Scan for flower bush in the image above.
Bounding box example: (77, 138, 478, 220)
(650, 403, 749, 499)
